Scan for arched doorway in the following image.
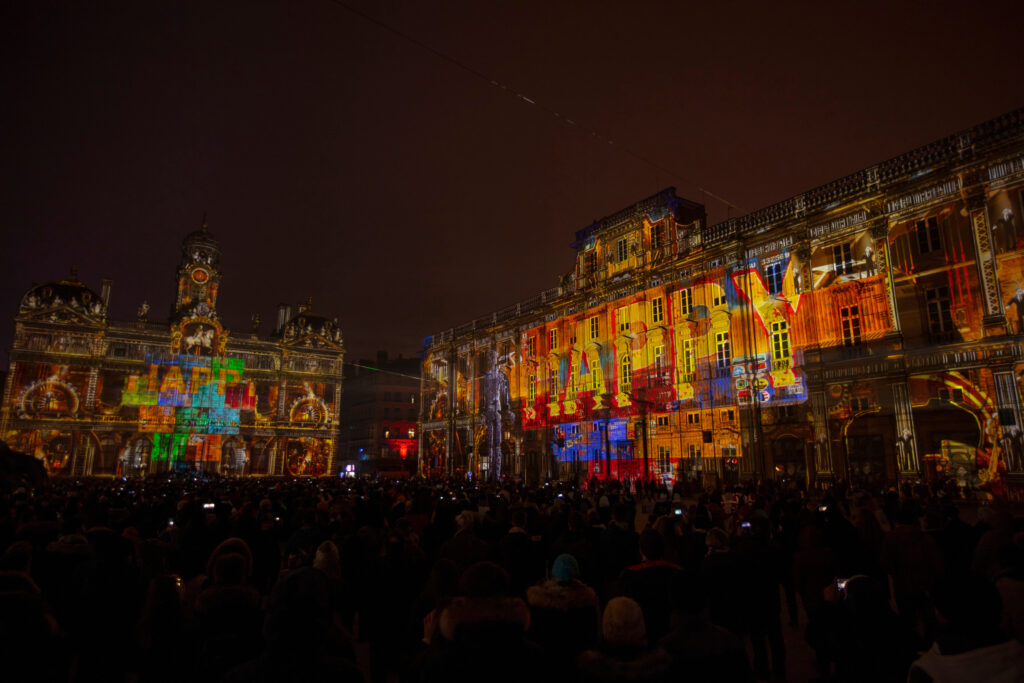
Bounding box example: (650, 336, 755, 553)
(845, 414, 894, 489)
(771, 435, 806, 484)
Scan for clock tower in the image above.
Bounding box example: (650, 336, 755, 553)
(174, 219, 221, 321)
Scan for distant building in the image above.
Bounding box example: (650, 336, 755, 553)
(420, 107, 1024, 498)
(338, 351, 420, 476)
(1, 223, 345, 477)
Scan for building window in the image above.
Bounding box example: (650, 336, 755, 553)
(654, 344, 665, 383)
(526, 336, 536, 357)
(651, 223, 664, 250)
(408, 428, 416, 439)
(619, 354, 632, 393)
(687, 412, 700, 425)
(591, 363, 603, 393)
(567, 367, 576, 398)
(722, 408, 735, 422)
(712, 289, 727, 308)
(677, 288, 693, 319)
(917, 216, 941, 254)
(715, 332, 731, 368)
(765, 261, 784, 295)
(833, 243, 853, 275)
(616, 237, 628, 263)
(840, 305, 861, 346)
(549, 328, 558, 352)
(652, 297, 664, 324)
(688, 444, 701, 459)
(770, 321, 790, 361)
(722, 445, 737, 460)
(656, 415, 670, 427)
(849, 398, 869, 412)
(617, 306, 630, 333)
(589, 316, 600, 340)
(410, 393, 416, 403)
(926, 286, 954, 335)
(528, 375, 536, 402)
(549, 367, 558, 394)
(658, 445, 671, 473)
(682, 338, 695, 376)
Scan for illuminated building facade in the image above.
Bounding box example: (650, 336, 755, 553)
(421, 108, 1024, 497)
(1, 224, 345, 477)
(337, 351, 420, 476)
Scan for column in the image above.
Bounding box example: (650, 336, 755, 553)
(995, 370, 1024, 473)
(967, 194, 1008, 335)
(891, 382, 920, 477)
(870, 219, 902, 333)
(810, 390, 834, 478)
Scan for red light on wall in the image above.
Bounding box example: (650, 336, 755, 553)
(400, 445, 408, 459)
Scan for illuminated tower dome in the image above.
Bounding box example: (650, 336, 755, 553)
(174, 220, 222, 322)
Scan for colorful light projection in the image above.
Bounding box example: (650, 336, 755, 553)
(122, 353, 255, 462)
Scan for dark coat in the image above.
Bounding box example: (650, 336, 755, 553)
(577, 645, 671, 683)
(526, 579, 600, 670)
(617, 561, 681, 644)
(411, 595, 541, 683)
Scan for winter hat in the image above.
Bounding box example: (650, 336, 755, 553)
(551, 553, 580, 582)
(602, 597, 646, 647)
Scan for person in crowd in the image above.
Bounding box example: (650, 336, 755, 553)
(526, 552, 600, 675)
(659, 569, 752, 683)
(618, 527, 682, 644)
(576, 596, 671, 683)
(909, 572, 1024, 683)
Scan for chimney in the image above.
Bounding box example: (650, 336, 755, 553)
(100, 279, 113, 309)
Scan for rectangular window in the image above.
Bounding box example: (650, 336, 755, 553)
(917, 216, 941, 254)
(616, 237, 628, 263)
(549, 328, 558, 352)
(682, 338, 695, 376)
(658, 445, 671, 473)
(654, 345, 665, 383)
(656, 415, 670, 427)
(713, 289, 727, 308)
(765, 261, 784, 295)
(528, 375, 536, 402)
(770, 321, 790, 361)
(687, 412, 700, 425)
(526, 336, 536, 357)
(722, 445, 737, 459)
(715, 332, 731, 368)
(926, 286, 954, 334)
(567, 367, 576, 398)
(833, 243, 853, 275)
(549, 367, 558, 394)
(652, 297, 664, 324)
(651, 223, 664, 250)
(688, 444, 701, 459)
(591, 364, 603, 393)
(617, 306, 630, 333)
(840, 305, 862, 346)
(589, 316, 599, 340)
(722, 408, 735, 422)
(677, 288, 693, 319)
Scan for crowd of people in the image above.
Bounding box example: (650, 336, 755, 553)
(1, 472, 1023, 682)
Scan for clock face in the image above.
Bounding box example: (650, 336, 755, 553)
(191, 268, 209, 284)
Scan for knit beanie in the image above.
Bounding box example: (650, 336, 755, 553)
(602, 597, 646, 647)
(551, 553, 580, 582)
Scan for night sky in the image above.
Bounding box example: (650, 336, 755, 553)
(2, 1, 1023, 363)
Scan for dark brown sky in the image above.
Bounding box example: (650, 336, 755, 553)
(2, 0, 1022, 361)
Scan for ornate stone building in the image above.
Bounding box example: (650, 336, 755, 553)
(1, 224, 345, 477)
(420, 108, 1024, 498)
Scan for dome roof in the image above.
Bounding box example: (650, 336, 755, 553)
(182, 221, 220, 252)
(282, 305, 343, 348)
(20, 269, 106, 322)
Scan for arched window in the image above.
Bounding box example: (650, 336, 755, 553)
(620, 353, 632, 393)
